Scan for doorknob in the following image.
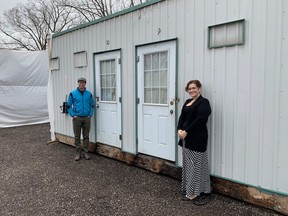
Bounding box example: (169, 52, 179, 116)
(96, 104, 99, 108)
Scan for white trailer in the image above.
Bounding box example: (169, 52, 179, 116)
(49, 0, 288, 214)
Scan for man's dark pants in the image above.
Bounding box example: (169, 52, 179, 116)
(72, 116, 91, 154)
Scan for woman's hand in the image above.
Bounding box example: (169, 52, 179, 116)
(178, 130, 187, 140)
(178, 130, 182, 138)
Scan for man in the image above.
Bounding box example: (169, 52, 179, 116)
(67, 77, 95, 161)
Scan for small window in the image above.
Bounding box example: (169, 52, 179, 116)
(100, 59, 116, 102)
(208, 19, 245, 49)
(144, 51, 168, 105)
(50, 57, 60, 70)
(74, 51, 87, 68)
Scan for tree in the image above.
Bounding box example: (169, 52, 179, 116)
(60, 0, 147, 23)
(0, 0, 148, 50)
(0, 0, 80, 50)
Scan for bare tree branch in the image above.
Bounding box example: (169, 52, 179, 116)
(0, 0, 81, 50)
(0, 0, 148, 50)
(64, 0, 147, 22)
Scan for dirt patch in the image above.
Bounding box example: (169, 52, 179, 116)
(0, 123, 281, 216)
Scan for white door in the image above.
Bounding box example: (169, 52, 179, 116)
(95, 51, 122, 148)
(137, 41, 176, 161)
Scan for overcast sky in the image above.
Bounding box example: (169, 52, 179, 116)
(0, 0, 27, 16)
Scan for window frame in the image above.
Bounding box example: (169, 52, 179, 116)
(208, 19, 246, 49)
(50, 57, 60, 71)
(143, 51, 168, 105)
(99, 59, 117, 102)
(74, 51, 87, 68)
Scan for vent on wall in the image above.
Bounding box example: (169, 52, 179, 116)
(208, 19, 245, 49)
(50, 57, 60, 70)
(74, 51, 87, 68)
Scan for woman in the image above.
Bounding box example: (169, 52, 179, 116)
(177, 80, 212, 205)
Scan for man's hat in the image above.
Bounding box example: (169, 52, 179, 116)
(77, 77, 86, 83)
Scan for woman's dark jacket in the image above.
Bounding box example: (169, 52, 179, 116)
(177, 95, 211, 152)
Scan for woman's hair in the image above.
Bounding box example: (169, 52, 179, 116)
(185, 80, 202, 92)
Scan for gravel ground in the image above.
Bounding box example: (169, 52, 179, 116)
(0, 123, 282, 216)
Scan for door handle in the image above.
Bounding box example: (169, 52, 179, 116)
(96, 104, 99, 108)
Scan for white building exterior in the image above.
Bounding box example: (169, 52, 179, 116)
(50, 0, 288, 212)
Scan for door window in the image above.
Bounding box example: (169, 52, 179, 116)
(144, 51, 168, 104)
(100, 59, 116, 101)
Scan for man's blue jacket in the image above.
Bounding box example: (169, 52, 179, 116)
(67, 88, 95, 117)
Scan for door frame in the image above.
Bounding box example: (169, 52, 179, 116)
(93, 49, 123, 149)
(135, 39, 179, 162)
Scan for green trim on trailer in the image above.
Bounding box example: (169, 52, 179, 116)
(134, 45, 139, 155)
(119, 49, 124, 152)
(174, 38, 180, 167)
(92, 52, 97, 145)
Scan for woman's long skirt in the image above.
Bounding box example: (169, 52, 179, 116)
(181, 142, 211, 197)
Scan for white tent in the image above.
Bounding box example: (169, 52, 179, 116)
(0, 50, 49, 128)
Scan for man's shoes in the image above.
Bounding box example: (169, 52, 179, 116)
(193, 193, 212, 205)
(84, 153, 90, 160)
(75, 154, 81, 161)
